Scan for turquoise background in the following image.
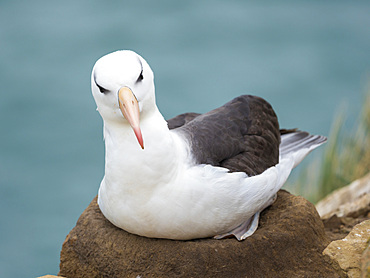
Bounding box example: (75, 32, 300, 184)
(1, 1, 369, 277)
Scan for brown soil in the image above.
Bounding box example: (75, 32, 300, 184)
(59, 190, 346, 278)
(323, 212, 370, 242)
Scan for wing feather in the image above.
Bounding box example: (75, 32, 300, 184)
(167, 95, 281, 176)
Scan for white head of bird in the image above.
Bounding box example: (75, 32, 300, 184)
(91, 50, 157, 149)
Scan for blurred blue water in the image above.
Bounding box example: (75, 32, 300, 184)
(0, 1, 369, 277)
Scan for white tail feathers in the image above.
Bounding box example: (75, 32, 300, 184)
(279, 131, 327, 169)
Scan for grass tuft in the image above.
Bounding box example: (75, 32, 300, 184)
(285, 91, 370, 204)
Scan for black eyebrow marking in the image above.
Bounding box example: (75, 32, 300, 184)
(96, 83, 108, 94)
(136, 58, 144, 82)
(94, 71, 109, 94)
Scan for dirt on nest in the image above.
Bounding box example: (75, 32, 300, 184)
(59, 190, 346, 278)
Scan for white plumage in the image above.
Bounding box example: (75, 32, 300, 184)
(91, 50, 326, 240)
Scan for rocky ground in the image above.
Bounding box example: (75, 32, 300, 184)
(319, 172, 370, 241)
(318, 172, 370, 277)
(57, 190, 343, 278)
(39, 173, 370, 278)
(323, 214, 369, 242)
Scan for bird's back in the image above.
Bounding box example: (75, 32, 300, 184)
(168, 95, 281, 176)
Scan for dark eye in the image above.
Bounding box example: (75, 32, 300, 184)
(96, 83, 108, 94)
(136, 69, 144, 82)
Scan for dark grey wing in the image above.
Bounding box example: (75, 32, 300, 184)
(169, 95, 281, 176)
(167, 112, 201, 129)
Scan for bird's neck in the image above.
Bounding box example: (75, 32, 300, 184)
(102, 107, 186, 190)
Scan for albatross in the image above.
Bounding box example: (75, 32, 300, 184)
(91, 50, 326, 241)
